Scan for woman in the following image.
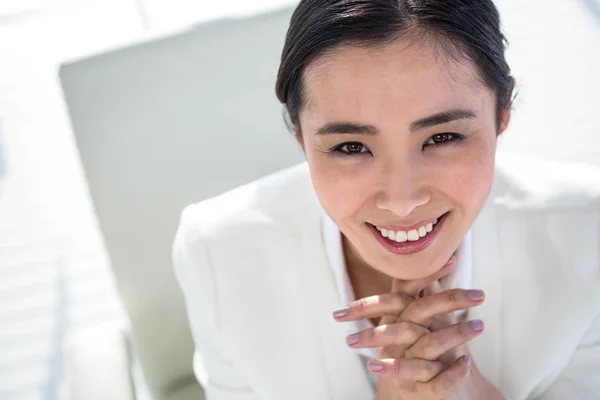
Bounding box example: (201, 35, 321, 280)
(172, 1, 600, 399)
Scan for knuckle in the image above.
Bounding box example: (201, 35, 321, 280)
(379, 323, 407, 348)
(404, 299, 423, 317)
(399, 321, 420, 340)
(354, 298, 370, 314)
(421, 337, 442, 359)
(392, 359, 403, 376)
(379, 345, 394, 358)
(455, 323, 471, 339)
(379, 293, 394, 307)
(411, 322, 429, 340)
(403, 347, 415, 360)
(380, 323, 397, 341)
(430, 361, 444, 376)
(422, 360, 443, 378)
(447, 289, 462, 304)
(390, 294, 407, 311)
(400, 325, 431, 360)
(362, 327, 376, 344)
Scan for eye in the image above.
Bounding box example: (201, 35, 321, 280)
(332, 142, 371, 155)
(423, 133, 464, 147)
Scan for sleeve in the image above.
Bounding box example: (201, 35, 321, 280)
(534, 311, 600, 400)
(172, 207, 258, 400)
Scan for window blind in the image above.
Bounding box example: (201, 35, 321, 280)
(0, 2, 144, 398)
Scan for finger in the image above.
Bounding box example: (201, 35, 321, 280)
(422, 280, 465, 366)
(366, 358, 444, 382)
(403, 320, 484, 360)
(420, 354, 471, 398)
(345, 321, 429, 349)
(425, 280, 456, 331)
(399, 288, 485, 326)
(421, 283, 464, 366)
(342, 255, 457, 325)
(379, 278, 406, 325)
(379, 257, 456, 326)
(333, 291, 413, 322)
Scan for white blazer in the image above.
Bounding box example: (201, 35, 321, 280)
(172, 152, 600, 400)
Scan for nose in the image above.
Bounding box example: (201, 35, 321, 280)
(374, 162, 432, 217)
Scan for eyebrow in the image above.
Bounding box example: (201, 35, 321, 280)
(316, 122, 378, 136)
(409, 108, 476, 132)
(314, 108, 477, 136)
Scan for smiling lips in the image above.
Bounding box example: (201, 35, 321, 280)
(374, 218, 440, 243)
(367, 212, 448, 255)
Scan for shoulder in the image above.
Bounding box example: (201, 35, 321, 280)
(493, 152, 600, 212)
(172, 162, 321, 310)
(490, 153, 600, 286)
(176, 162, 321, 245)
(487, 155, 600, 330)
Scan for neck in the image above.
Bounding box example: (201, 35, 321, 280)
(342, 235, 393, 299)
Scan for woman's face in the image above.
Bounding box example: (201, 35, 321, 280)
(297, 39, 509, 280)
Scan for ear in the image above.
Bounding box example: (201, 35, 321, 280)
(293, 127, 304, 150)
(497, 78, 516, 137)
(497, 107, 511, 137)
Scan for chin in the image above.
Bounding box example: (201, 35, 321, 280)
(379, 253, 447, 281)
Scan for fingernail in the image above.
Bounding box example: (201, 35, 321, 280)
(346, 332, 361, 345)
(445, 255, 456, 265)
(367, 360, 384, 372)
(466, 290, 485, 301)
(333, 307, 350, 318)
(461, 355, 471, 366)
(468, 319, 484, 332)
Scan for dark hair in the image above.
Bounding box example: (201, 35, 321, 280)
(275, 0, 514, 133)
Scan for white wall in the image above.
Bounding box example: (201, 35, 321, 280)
(60, 7, 303, 400)
(497, 0, 600, 165)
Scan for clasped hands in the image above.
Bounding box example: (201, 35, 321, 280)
(333, 256, 505, 400)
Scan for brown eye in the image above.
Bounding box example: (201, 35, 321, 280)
(423, 133, 463, 147)
(334, 142, 370, 155)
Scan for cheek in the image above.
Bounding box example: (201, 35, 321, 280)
(438, 140, 496, 212)
(305, 153, 373, 222)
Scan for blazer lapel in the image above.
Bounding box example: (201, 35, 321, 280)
(468, 189, 504, 387)
(300, 222, 374, 400)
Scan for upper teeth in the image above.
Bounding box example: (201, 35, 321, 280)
(376, 218, 439, 243)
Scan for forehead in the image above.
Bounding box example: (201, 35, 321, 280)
(301, 39, 494, 125)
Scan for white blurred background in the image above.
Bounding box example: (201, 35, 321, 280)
(0, 1, 598, 400)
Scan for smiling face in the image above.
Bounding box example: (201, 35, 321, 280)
(297, 39, 509, 280)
